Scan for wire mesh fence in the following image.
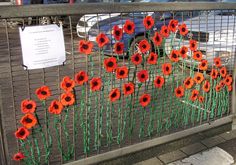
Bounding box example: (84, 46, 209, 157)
(0, 2, 235, 165)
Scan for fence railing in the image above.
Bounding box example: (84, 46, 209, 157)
(0, 2, 235, 165)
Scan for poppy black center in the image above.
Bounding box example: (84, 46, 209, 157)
(115, 30, 120, 36)
(212, 72, 215, 76)
(119, 70, 125, 75)
(134, 56, 140, 61)
(171, 23, 175, 28)
(142, 44, 146, 49)
(127, 25, 132, 30)
(143, 97, 148, 102)
(111, 92, 117, 98)
(78, 75, 84, 81)
(193, 93, 197, 97)
(26, 104, 33, 109)
(191, 43, 195, 47)
(216, 61, 219, 64)
(126, 86, 131, 91)
(226, 79, 229, 82)
(82, 44, 88, 49)
(147, 20, 151, 26)
(150, 56, 154, 61)
(107, 61, 114, 67)
(100, 37, 105, 43)
(65, 97, 71, 102)
(41, 91, 47, 95)
(181, 50, 186, 54)
(205, 84, 208, 88)
(54, 104, 59, 109)
(166, 67, 169, 71)
(164, 29, 167, 33)
(15, 156, 21, 159)
(141, 74, 145, 78)
(172, 53, 177, 58)
(66, 83, 71, 87)
(116, 45, 121, 51)
(157, 79, 161, 84)
(93, 81, 98, 86)
(181, 27, 186, 32)
(155, 36, 160, 41)
(196, 54, 200, 58)
(202, 62, 206, 67)
(25, 118, 32, 123)
(222, 70, 225, 74)
(19, 130, 25, 136)
(186, 80, 190, 85)
(197, 76, 201, 80)
(177, 90, 181, 94)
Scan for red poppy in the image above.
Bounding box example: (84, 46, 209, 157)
(90, 77, 102, 91)
(75, 71, 89, 85)
(179, 46, 188, 59)
(60, 76, 75, 92)
(214, 57, 222, 68)
(13, 152, 25, 161)
(137, 70, 149, 83)
(152, 32, 162, 47)
(138, 39, 151, 53)
(198, 96, 204, 103)
(96, 33, 110, 48)
(78, 40, 93, 55)
(162, 63, 172, 75)
(15, 127, 30, 140)
(21, 99, 36, 114)
(154, 76, 165, 88)
(210, 69, 218, 80)
(104, 57, 117, 72)
(227, 85, 232, 92)
(175, 86, 185, 98)
(35, 86, 51, 100)
(131, 53, 142, 65)
(60, 92, 75, 106)
(113, 25, 123, 41)
(202, 80, 210, 93)
(168, 19, 178, 32)
(169, 49, 180, 62)
(184, 77, 194, 89)
(215, 84, 222, 92)
(139, 93, 151, 107)
(114, 42, 124, 55)
(219, 80, 225, 87)
(178, 23, 189, 36)
(48, 100, 64, 115)
(194, 72, 204, 84)
(20, 113, 37, 129)
(220, 67, 227, 78)
(190, 89, 199, 102)
(116, 66, 128, 79)
(193, 51, 202, 61)
(198, 59, 208, 71)
(123, 82, 135, 96)
(225, 75, 233, 86)
(147, 52, 158, 65)
(189, 40, 197, 51)
(124, 20, 135, 35)
(143, 16, 154, 30)
(109, 88, 121, 102)
(160, 25, 169, 38)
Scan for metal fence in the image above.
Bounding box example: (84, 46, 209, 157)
(0, 2, 235, 165)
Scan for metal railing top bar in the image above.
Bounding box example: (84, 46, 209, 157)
(0, 2, 236, 18)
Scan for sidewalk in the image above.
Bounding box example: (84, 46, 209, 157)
(134, 129, 236, 165)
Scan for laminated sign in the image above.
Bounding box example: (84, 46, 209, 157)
(19, 24, 66, 70)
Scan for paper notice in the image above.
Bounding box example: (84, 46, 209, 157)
(19, 24, 66, 70)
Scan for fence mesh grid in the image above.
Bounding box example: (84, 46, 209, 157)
(0, 4, 235, 165)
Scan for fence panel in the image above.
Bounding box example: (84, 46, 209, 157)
(0, 2, 235, 165)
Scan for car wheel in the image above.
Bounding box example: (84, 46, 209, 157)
(129, 35, 153, 57)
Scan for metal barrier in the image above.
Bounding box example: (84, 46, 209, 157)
(0, 2, 235, 165)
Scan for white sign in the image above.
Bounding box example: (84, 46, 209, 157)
(19, 24, 66, 70)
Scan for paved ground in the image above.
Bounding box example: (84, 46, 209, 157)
(134, 128, 236, 165)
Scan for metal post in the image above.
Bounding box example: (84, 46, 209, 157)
(231, 63, 236, 130)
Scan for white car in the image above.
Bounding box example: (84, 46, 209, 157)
(165, 9, 236, 70)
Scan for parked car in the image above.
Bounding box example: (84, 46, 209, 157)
(76, 0, 220, 56)
(165, 7, 236, 70)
